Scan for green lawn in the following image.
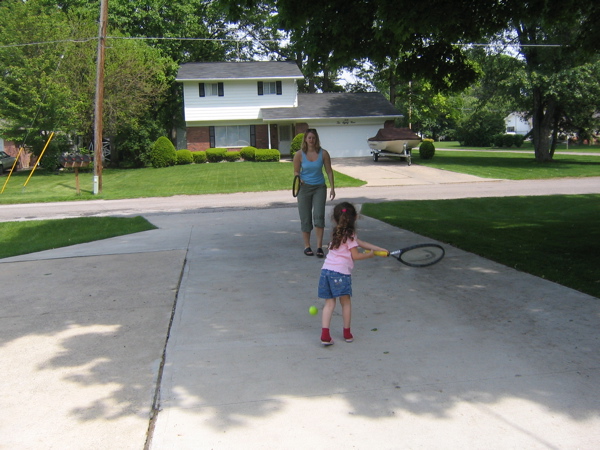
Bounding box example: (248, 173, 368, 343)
(415, 151, 600, 179)
(0, 216, 156, 259)
(0, 161, 364, 204)
(436, 141, 600, 153)
(362, 195, 600, 299)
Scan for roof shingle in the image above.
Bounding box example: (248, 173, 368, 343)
(261, 93, 401, 120)
(176, 61, 304, 81)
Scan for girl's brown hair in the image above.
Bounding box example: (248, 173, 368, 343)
(329, 202, 357, 250)
(301, 128, 321, 153)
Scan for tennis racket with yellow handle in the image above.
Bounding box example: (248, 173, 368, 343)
(368, 243, 445, 267)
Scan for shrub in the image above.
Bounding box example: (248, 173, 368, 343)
(148, 136, 177, 168)
(192, 151, 207, 164)
(492, 134, 504, 148)
(419, 139, 435, 160)
(240, 146, 257, 161)
(224, 150, 241, 162)
(206, 148, 227, 162)
(513, 134, 525, 147)
(176, 149, 193, 165)
(492, 134, 526, 148)
(455, 110, 505, 147)
(290, 133, 304, 157)
(501, 134, 515, 148)
(255, 148, 281, 162)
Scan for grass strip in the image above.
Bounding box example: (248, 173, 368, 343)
(0, 162, 364, 204)
(0, 216, 156, 259)
(414, 151, 600, 179)
(362, 195, 600, 299)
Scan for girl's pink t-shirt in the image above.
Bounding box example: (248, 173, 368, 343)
(321, 235, 359, 275)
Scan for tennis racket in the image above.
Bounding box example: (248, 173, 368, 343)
(292, 175, 301, 197)
(371, 243, 445, 267)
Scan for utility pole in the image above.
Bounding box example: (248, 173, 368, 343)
(93, 0, 108, 194)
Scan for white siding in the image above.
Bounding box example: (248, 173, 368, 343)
(505, 113, 531, 135)
(310, 123, 384, 158)
(182, 79, 297, 122)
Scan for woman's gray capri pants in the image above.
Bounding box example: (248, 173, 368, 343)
(297, 183, 327, 232)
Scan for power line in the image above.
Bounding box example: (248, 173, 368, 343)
(0, 35, 280, 49)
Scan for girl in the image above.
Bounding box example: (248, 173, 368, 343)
(318, 202, 388, 346)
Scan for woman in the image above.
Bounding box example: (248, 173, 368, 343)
(293, 128, 336, 257)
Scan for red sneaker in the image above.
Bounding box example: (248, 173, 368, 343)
(343, 328, 354, 343)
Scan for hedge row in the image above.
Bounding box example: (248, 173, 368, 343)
(149, 137, 283, 168)
(492, 133, 525, 148)
(162, 147, 281, 167)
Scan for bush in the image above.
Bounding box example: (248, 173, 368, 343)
(501, 134, 515, 148)
(148, 136, 177, 168)
(492, 134, 526, 148)
(513, 134, 525, 147)
(455, 110, 505, 147)
(240, 146, 257, 161)
(419, 139, 435, 160)
(290, 133, 304, 157)
(224, 150, 241, 162)
(492, 134, 504, 148)
(192, 151, 207, 164)
(255, 148, 281, 162)
(176, 149, 193, 165)
(206, 148, 227, 162)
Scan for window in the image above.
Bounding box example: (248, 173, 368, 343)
(506, 126, 515, 132)
(257, 81, 282, 95)
(199, 82, 224, 97)
(279, 125, 292, 141)
(214, 126, 251, 147)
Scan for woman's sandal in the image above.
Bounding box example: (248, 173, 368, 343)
(316, 248, 324, 258)
(304, 247, 314, 256)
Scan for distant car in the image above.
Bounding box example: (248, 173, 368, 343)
(0, 151, 17, 173)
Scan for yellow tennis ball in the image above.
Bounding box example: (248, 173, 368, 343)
(309, 305, 318, 316)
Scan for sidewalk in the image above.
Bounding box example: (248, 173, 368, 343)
(1, 160, 599, 449)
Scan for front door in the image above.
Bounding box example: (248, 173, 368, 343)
(278, 125, 292, 155)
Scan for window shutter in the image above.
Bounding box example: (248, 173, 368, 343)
(199, 83, 205, 97)
(276, 81, 282, 95)
(250, 125, 256, 147)
(257, 81, 263, 96)
(217, 82, 224, 97)
(209, 126, 215, 148)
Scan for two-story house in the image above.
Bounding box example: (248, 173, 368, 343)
(176, 61, 402, 158)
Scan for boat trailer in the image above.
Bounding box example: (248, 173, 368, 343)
(371, 143, 412, 165)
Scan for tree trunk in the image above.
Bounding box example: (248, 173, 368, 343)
(389, 65, 397, 106)
(531, 87, 555, 162)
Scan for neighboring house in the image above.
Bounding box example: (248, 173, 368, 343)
(0, 137, 33, 169)
(505, 112, 532, 136)
(176, 61, 402, 158)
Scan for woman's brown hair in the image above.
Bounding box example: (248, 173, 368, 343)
(301, 128, 321, 153)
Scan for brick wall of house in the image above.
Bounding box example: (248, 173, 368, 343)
(186, 127, 211, 152)
(254, 125, 268, 149)
(269, 124, 279, 150)
(2, 140, 33, 168)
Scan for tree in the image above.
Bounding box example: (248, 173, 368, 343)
(221, 0, 514, 93)
(0, 0, 170, 165)
(496, 0, 600, 161)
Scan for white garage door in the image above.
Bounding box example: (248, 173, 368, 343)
(313, 124, 382, 158)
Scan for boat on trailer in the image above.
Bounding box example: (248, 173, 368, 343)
(368, 128, 421, 164)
